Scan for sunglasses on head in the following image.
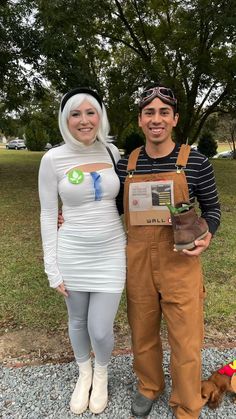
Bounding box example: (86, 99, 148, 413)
(139, 86, 177, 108)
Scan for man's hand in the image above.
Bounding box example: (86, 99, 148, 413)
(58, 209, 65, 229)
(56, 282, 68, 297)
(182, 232, 212, 256)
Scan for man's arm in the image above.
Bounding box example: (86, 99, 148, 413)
(116, 183, 124, 215)
(196, 158, 221, 236)
(116, 157, 129, 215)
(184, 158, 220, 256)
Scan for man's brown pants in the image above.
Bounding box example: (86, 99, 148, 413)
(126, 227, 205, 419)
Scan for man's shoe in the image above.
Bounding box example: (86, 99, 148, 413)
(131, 392, 154, 417)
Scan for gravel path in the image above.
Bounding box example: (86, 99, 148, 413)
(1, 348, 235, 418)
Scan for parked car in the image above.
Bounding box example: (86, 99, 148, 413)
(119, 148, 125, 156)
(52, 141, 65, 148)
(44, 141, 65, 151)
(44, 142, 52, 151)
(6, 139, 27, 150)
(106, 135, 117, 144)
(212, 150, 234, 159)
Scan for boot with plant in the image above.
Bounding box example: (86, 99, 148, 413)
(167, 202, 209, 251)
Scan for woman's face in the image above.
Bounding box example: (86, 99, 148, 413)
(67, 100, 100, 145)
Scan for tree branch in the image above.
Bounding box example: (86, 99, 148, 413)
(132, 0, 152, 58)
(101, 32, 149, 59)
(195, 82, 217, 118)
(193, 87, 229, 141)
(176, 50, 190, 94)
(114, 0, 151, 62)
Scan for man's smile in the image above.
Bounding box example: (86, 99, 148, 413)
(149, 126, 165, 135)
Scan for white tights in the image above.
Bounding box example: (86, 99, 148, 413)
(65, 291, 122, 365)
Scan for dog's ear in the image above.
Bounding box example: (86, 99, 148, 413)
(201, 381, 215, 400)
(201, 380, 222, 409)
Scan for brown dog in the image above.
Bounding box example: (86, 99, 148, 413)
(201, 360, 236, 409)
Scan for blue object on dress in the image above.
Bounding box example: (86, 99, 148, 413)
(90, 172, 102, 201)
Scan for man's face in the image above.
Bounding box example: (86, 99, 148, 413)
(138, 97, 179, 146)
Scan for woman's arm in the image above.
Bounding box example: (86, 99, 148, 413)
(38, 152, 63, 288)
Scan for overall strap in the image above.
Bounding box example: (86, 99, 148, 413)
(127, 147, 142, 172)
(127, 144, 191, 174)
(176, 144, 191, 169)
(106, 146, 117, 173)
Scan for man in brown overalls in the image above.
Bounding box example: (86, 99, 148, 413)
(117, 84, 221, 418)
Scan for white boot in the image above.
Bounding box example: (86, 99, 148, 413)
(89, 361, 108, 414)
(70, 358, 92, 414)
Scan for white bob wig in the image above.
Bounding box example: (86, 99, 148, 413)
(59, 89, 110, 147)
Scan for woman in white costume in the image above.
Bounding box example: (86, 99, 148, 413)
(38, 87, 126, 415)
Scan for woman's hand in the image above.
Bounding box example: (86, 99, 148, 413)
(58, 209, 65, 229)
(182, 232, 212, 256)
(56, 282, 68, 297)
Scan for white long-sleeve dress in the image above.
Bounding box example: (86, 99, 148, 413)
(38, 140, 126, 293)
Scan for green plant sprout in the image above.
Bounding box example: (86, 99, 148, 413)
(166, 203, 192, 215)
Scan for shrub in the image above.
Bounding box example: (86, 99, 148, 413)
(25, 119, 49, 151)
(197, 131, 218, 158)
(123, 132, 144, 156)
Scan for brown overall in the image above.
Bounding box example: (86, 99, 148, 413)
(124, 145, 205, 419)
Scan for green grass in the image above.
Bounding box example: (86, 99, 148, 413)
(0, 150, 235, 337)
(0, 150, 67, 331)
(202, 158, 236, 329)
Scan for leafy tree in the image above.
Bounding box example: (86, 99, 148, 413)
(197, 130, 218, 158)
(0, 115, 23, 139)
(1, 0, 236, 145)
(31, 0, 236, 143)
(22, 91, 61, 150)
(0, 0, 41, 114)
